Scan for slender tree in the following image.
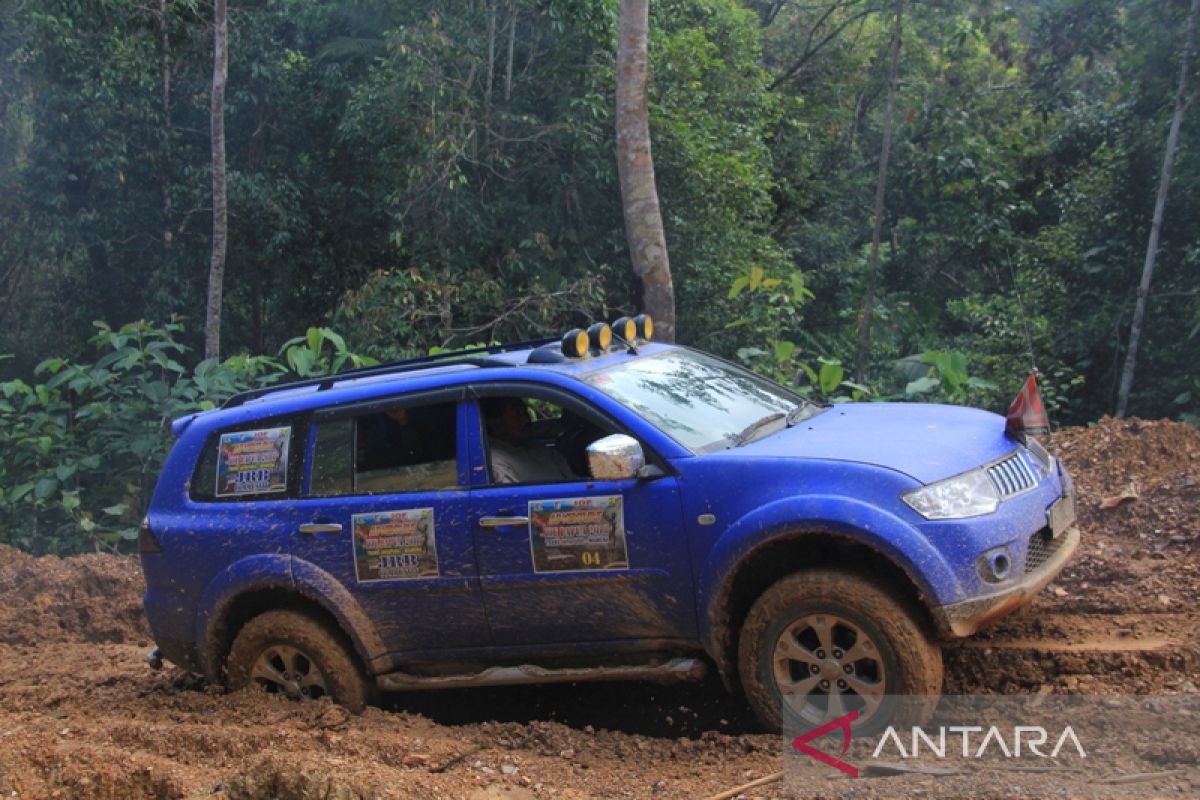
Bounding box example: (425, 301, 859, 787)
(854, 0, 903, 382)
(157, 0, 173, 253)
(616, 0, 676, 341)
(1116, 0, 1198, 417)
(205, 0, 229, 360)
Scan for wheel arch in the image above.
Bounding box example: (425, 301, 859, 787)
(198, 557, 391, 683)
(206, 587, 357, 681)
(704, 530, 940, 692)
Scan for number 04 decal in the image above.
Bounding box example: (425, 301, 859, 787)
(528, 496, 629, 573)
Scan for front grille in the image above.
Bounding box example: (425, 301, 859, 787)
(987, 452, 1038, 498)
(1025, 528, 1067, 574)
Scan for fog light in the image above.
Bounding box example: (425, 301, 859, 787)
(978, 548, 1013, 583)
(562, 328, 589, 358)
(634, 314, 653, 342)
(612, 316, 637, 343)
(587, 322, 612, 353)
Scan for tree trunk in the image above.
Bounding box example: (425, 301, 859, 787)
(854, 0, 903, 383)
(616, 0, 676, 342)
(505, 4, 516, 103)
(484, 0, 495, 155)
(1115, 0, 1198, 418)
(158, 0, 173, 252)
(205, 0, 229, 361)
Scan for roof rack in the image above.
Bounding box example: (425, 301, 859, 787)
(221, 337, 557, 409)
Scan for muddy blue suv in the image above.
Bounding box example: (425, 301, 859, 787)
(140, 316, 1078, 732)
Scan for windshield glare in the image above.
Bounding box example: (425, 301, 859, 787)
(583, 349, 818, 453)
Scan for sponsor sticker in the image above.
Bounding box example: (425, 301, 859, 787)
(352, 508, 439, 582)
(529, 495, 628, 572)
(215, 427, 291, 497)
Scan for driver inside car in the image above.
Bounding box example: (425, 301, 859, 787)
(482, 397, 578, 484)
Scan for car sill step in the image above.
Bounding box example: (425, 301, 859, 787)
(376, 657, 707, 691)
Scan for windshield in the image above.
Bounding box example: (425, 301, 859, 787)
(582, 349, 823, 453)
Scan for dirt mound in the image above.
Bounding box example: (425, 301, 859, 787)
(1046, 418, 1200, 611)
(1050, 415, 1200, 500)
(0, 545, 149, 646)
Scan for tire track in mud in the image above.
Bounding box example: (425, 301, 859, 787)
(944, 609, 1200, 695)
(964, 611, 1200, 652)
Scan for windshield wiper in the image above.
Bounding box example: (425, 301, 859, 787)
(786, 402, 823, 426)
(730, 412, 787, 448)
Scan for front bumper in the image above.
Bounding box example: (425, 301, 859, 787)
(933, 512, 1080, 637)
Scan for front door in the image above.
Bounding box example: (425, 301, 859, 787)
(466, 390, 697, 646)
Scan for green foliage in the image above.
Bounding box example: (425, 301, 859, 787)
(279, 327, 378, 377)
(334, 268, 607, 360)
(725, 267, 868, 401)
(649, 0, 792, 344)
(0, 320, 369, 555)
(3, 0, 1200, 446)
(898, 350, 998, 405)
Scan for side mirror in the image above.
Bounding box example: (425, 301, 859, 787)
(587, 434, 645, 480)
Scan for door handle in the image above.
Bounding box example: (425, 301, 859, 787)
(479, 516, 530, 528)
(298, 522, 343, 535)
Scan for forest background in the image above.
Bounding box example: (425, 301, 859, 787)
(1, 0, 1198, 553)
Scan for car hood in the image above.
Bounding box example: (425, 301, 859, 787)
(741, 402, 1016, 484)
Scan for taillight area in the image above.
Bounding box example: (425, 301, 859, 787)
(138, 516, 163, 554)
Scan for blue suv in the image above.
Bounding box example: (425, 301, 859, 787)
(140, 316, 1078, 732)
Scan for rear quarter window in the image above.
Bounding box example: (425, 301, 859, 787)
(189, 416, 308, 502)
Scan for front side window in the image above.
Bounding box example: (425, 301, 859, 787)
(309, 401, 458, 496)
(582, 349, 822, 453)
(479, 395, 603, 485)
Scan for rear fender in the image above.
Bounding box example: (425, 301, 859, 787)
(196, 555, 391, 680)
(289, 557, 392, 674)
(195, 554, 293, 681)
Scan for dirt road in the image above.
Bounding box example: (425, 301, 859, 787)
(1, 417, 1197, 799)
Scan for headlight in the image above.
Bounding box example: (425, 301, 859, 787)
(902, 468, 1000, 519)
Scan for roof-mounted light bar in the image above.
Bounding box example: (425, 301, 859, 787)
(560, 314, 653, 359)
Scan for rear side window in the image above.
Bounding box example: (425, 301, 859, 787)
(190, 418, 306, 502)
(309, 401, 459, 496)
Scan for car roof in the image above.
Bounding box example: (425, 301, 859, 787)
(172, 340, 676, 436)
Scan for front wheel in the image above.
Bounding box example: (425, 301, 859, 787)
(226, 609, 371, 713)
(738, 569, 942, 734)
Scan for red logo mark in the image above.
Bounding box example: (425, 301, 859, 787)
(791, 709, 859, 778)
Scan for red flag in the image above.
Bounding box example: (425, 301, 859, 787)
(1006, 373, 1050, 436)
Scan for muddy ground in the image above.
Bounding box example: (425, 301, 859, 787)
(0, 417, 1197, 799)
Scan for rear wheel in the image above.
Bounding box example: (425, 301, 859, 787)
(226, 609, 371, 713)
(738, 568, 942, 734)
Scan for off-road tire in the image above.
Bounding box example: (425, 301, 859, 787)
(738, 568, 942, 735)
(226, 609, 372, 713)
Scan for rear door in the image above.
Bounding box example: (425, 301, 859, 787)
(290, 394, 490, 656)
